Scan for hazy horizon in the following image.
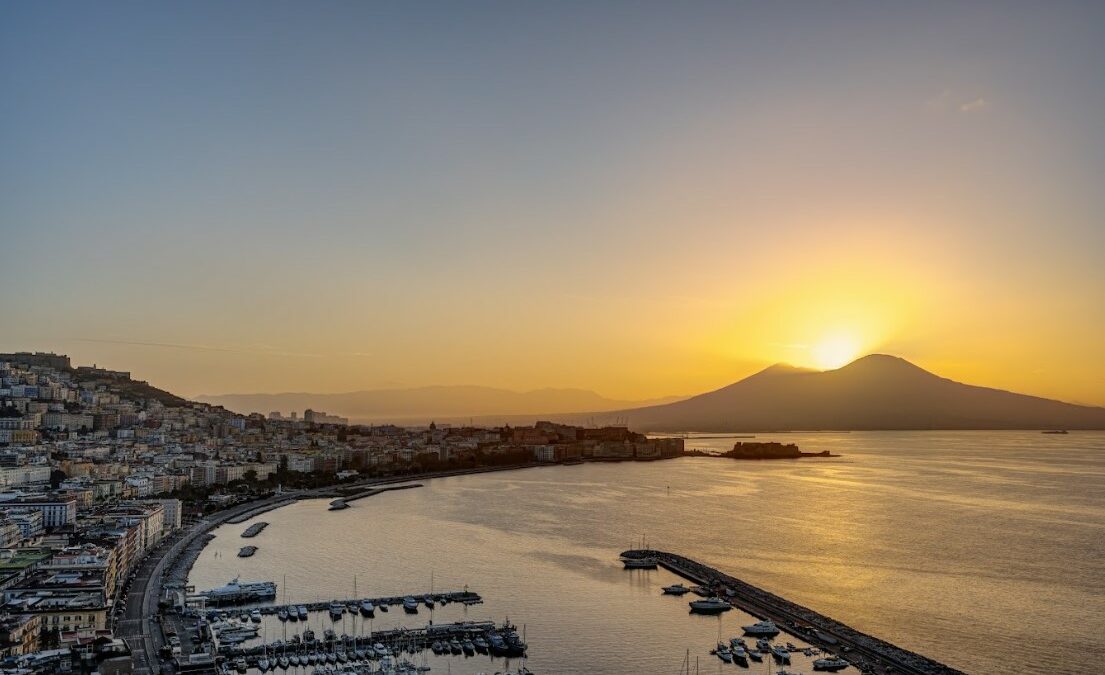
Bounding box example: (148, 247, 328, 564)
(4, 2, 1105, 406)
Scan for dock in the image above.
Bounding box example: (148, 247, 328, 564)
(241, 522, 269, 538)
(330, 484, 422, 504)
(197, 589, 482, 614)
(216, 620, 525, 662)
(621, 549, 965, 675)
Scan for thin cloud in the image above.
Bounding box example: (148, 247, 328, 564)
(926, 90, 990, 114)
(960, 97, 989, 113)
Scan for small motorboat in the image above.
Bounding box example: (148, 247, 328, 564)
(689, 596, 732, 613)
(813, 656, 851, 671)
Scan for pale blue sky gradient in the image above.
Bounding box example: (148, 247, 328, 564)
(3, 2, 1104, 402)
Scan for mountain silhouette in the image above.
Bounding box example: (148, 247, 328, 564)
(591, 354, 1105, 432)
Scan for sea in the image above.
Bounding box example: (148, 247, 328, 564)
(188, 431, 1105, 674)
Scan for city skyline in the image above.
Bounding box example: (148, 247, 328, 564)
(4, 2, 1105, 405)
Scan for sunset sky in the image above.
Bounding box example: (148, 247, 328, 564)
(3, 2, 1104, 405)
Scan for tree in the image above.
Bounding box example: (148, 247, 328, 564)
(49, 469, 68, 489)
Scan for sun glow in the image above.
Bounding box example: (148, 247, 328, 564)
(811, 334, 862, 370)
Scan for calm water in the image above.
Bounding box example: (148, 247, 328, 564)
(189, 431, 1105, 674)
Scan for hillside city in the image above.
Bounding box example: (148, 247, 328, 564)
(0, 352, 684, 674)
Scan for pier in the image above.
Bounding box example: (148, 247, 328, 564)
(195, 590, 482, 613)
(622, 549, 965, 675)
(227, 500, 297, 524)
(216, 620, 525, 663)
(329, 484, 423, 503)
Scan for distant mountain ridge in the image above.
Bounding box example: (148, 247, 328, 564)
(197, 386, 685, 423)
(575, 354, 1105, 432)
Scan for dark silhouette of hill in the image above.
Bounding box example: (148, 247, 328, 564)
(581, 354, 1105, 432)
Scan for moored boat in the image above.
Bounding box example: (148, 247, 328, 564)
(743, 619, 781, 636)
(688, 596, 732, 613)
(813, 656, 850, 671)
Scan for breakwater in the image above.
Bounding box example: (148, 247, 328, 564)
(226, 498, 297, 524)
(241, 522, 269, 537)
(621, 549, 965, 675)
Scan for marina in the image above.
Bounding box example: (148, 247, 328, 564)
(212, 620, 526, 662)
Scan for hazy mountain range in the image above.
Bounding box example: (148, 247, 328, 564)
(196, 387, 686, 424)
(199, 354, 1105, 431)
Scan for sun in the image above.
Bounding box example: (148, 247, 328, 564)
(811, 334, 862, 370)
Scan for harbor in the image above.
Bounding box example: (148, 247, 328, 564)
(621, 549, 966, 675)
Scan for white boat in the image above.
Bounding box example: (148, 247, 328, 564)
(251, 609, 263, 623)
(813, 656, 851, 671)
(258, 658, 270, 672)
(199, 577, 278, 604)
(771, 645, 791, 661)
(278, 608, 289, 621)
(732, 645, 748, 662)
(359, 600, 375, 616)
(662, 583, 690, 595)
(402, 596, 419, 612)
(688, 596, 732, 613)
(743, 619, 781, 636)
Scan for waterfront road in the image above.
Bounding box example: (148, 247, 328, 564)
(114, 494, 302, 675)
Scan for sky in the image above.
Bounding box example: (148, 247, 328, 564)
(2, 1, 1104, 405)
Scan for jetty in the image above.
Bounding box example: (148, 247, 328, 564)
(332, 483, 422, 503)
(206, 589, 482, 615)
(227, 499, 296, 524)
(241, 522, 268, 538)
(217, 619, 525, 663)
(622, 549, 965, 675)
